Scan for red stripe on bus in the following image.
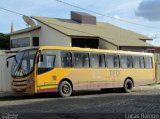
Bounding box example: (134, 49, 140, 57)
(37, 88, 57, 93)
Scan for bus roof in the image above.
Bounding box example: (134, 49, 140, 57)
(38, 46, 153, 56)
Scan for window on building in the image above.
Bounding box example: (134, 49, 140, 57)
(73, 52, 89, 68)
(144, 57, 153, 68)
(106, 54, 119, 68)
(61, 52, 72, 67)
(90, 54, 105, 68)
(32, 37, 39, 46)
(11, 37, 30, 48)
(147, 49, 155, 53)
(72, 38, 99, 49)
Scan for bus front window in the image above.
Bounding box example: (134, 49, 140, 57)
(11, 49, 37, 77)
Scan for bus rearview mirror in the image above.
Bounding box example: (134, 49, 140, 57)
(6, 55, 16, 68)
(6, 61, 9, 68)
(40, 55, 44, 62)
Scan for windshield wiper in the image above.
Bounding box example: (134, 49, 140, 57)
(21, 68, 27, 75)
(14, 52, 25, 76)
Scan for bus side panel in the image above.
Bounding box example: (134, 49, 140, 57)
(36, 68, 155, 93)
(36, 68, 73, 93)
(65, 68, 122, 90)
(131, 69, 155, 86)
(112, 69, 154, 88)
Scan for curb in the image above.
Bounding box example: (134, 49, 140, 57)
(133, 84, 160, 91)
(0, 92, 15, 98)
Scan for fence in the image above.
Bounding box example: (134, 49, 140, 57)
(0, 54, 13, 93)
(154, 53, 160, 83)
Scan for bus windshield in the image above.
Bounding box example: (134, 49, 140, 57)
(11, 49, 37, 77)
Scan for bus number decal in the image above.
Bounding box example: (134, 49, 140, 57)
(109, 70, 120, 77)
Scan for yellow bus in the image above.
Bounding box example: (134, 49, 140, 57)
(11, 46, 155, 97)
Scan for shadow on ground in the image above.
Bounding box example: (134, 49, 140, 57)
(0, 88, 124, 101)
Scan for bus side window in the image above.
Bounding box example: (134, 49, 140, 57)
(99, 54, 106, 68)
(113, 55, 119, 68)
(133, 56, 140, 68)
(127, 56, 133, 68)
(120, 55, 128, 68)
(90, 54, 105, 68)
(90, 54, 99, 68)
(120, 55, 132, 68)
(106, 54, 114, 68)
(144, 57, 153, 69)
(61, 52, 72, 67)
(139, 56, 145, 68)
(73, 53, 89, 68)
(106, 54, 119, 68)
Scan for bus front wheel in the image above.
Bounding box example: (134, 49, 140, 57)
(123, 79, 133, 93)
(58, 81, 72, 97)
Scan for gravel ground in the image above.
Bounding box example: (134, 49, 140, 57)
(0, 85, 160, 119)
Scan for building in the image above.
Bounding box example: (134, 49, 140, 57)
(9, 11, 154, 52)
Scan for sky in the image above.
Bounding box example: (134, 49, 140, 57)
(0, 0, 160, 46)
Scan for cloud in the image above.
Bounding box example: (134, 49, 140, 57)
(147, 38, 160, 46)
(145, 32, 160, 39)
(114, 15, 120, 20)
(135, 0, 160, 21)
(145, 32, 160, 46)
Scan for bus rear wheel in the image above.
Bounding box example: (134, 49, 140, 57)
(58, 81, 72, 97)
(123, 79, 133, 93)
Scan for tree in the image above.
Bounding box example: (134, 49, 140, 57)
(0, 33, 10, 50)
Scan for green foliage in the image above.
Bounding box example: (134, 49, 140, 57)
(0, 33, 10, 50)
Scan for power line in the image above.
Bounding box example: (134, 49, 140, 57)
(55, 0, 157, 29)
(0, 2, 157, 29)
(0, 7, 24, 16)
(0, 6, 148, 40)
(0, 2, 157, 31)
(0, 6, 110, 38)
(0, 6, 152, 42)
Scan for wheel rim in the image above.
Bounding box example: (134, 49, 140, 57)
(62, 84, 70, 94)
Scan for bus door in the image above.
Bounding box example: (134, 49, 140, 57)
(36, 50, 58, 93)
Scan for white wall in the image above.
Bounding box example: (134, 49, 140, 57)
(38, 22, 71, 47)
(0, 54, 13, 92)
(10, 23, 71, 51)
(11, 32, 31, 39)
(99, 39, 118, 50)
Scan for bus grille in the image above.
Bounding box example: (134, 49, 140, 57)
(12, 80, 27, 92)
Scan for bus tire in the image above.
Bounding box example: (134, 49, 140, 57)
(123, 79, 133, 93)
(58, 81, 72, 97)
